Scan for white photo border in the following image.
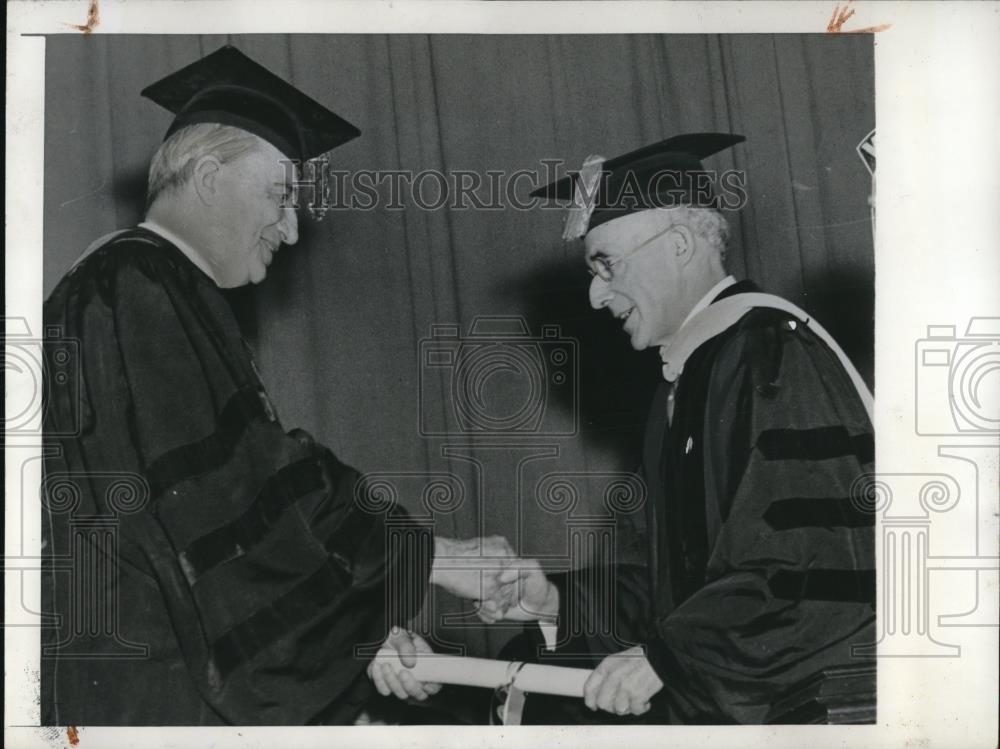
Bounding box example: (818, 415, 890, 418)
(6, 2, 999, 748)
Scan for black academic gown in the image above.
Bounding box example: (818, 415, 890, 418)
(525, 281, 875, 724)
(40, 227, 432, 725)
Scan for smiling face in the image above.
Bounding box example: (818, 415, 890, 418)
(584, 208, 716, 351)
(203, 138, 299, 287)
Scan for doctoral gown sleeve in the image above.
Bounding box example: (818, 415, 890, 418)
(43, 240, 433, 725)
(644, 312, 876, 723)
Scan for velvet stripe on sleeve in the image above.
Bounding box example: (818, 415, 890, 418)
(41, 229, 432, 725)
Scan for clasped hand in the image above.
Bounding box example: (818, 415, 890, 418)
(369, 536, 558, 702)
(430, 536, 557, 623)
(368, 626, 442, 701)
(583, 646, 663, 716)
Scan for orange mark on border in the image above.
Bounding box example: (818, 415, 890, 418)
(67, 0, 100, 34)
(67, 725, 80, 745)
(827, 1, 891, 34)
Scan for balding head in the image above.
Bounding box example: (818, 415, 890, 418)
(145, 124, 299, 288)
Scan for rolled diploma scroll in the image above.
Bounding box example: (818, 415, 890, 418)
(374, 649, 592, 698)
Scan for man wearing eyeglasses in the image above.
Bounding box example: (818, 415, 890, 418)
(473, 133, 877, 724)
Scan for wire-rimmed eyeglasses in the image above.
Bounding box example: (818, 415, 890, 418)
(586, 224, 675, 282)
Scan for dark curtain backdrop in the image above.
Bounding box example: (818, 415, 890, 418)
(43, 34, 874, 658)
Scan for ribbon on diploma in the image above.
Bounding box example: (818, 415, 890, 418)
(373, 649, 592, 698)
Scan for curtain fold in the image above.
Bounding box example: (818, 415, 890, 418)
(44, 33, 874, 658)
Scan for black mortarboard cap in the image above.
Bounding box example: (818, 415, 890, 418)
(141, 45, 361, 161)
(531, 132, 745, 236)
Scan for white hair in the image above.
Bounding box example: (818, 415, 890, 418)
(146, 123, 260, 208)
(649, 205, 731, 265)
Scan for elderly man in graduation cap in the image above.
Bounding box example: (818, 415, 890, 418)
(471, 134, 878, 723)
(41, 46, 516, 726)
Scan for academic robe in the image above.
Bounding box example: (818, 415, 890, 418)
(522, 280, 875, 724)
(40, 227, 432, 725)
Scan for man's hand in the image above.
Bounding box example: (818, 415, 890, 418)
(478, 556, 559, 623)
(367, 626, 442, 701)
(430, 537, 560, 624)
(430, 535, 519, 605)
(583, 646, 663, 716)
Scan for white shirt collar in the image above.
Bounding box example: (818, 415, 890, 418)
(139, 219, 219, 285)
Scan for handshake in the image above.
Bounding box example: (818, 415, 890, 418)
(369, 534, 664, 717)
(429, 534, 559, 624)
(367, 534, 558, 703)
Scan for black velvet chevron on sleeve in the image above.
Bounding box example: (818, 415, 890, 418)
(41, 231, 433, 726)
